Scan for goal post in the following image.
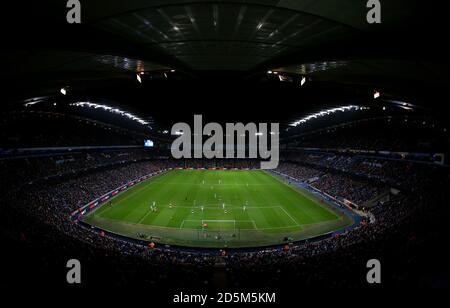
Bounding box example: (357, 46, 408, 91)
(199, 220, 240, 241)
(201, 219, 236, 231)
(181, 219, 256, 231)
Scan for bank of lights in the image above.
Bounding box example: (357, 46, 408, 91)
(290, 105, 368, 127)
(70, 102, 149, 125)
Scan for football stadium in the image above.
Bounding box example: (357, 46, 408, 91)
(1, 0, 450, 296)
(82, 169, 353, 248)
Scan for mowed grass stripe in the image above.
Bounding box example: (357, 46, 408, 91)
(91, 170, 336, 228)
(86, 169, 342, 236)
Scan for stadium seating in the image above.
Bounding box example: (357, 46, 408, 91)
(1, 117, 448, 287)
(0, 110, 146, 147)
(286, 116, 449, 153)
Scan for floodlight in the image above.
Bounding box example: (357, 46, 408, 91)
(301, 76, 306, 86)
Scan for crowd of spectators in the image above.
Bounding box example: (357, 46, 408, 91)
(1, 149, 448, 287)
(0, 110, 150, 148)
(275, 163, 324, 182)
(286, 116, 448, 153)
(276, 159, 389, 206)
(0, 148, 161, 194)
(281, 150, 447, 192)
(312, 173, 386, 205)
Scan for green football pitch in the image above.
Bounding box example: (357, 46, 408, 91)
(84, 169, 353, 248)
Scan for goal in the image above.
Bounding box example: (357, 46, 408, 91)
(199, 220, 240, 242)
(201, 219, 237, 231)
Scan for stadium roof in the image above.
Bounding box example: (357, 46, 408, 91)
(1, 0, 449, 125)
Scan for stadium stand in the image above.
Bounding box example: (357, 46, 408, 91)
(2, 0, 450, 292)
(286, 116, 449, 153)
(1, 145, 448, 287)
(0, 107, 448, 288)
(0, 111, 149, 147)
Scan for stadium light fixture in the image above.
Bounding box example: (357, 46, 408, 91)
(24, 101, 39, 107)
(290, 105, 368, 127)
(300, 76, 306, 86)
(22, 96, 49, 107)
(70, 102, 149, 125)
(381, 99, 419, 114)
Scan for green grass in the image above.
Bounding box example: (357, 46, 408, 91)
(84, 169, 353, 248)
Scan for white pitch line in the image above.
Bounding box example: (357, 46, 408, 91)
(246, 224, 299, 231)
(179, 219, 258, 230)
(137, 211, 152, 224)
(150, 182, 276, 186)
(278, 206, 300, 226)
(101, 180, 155, 216)
(251, 220, 258, 229)
(151, 204, 282, 210)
